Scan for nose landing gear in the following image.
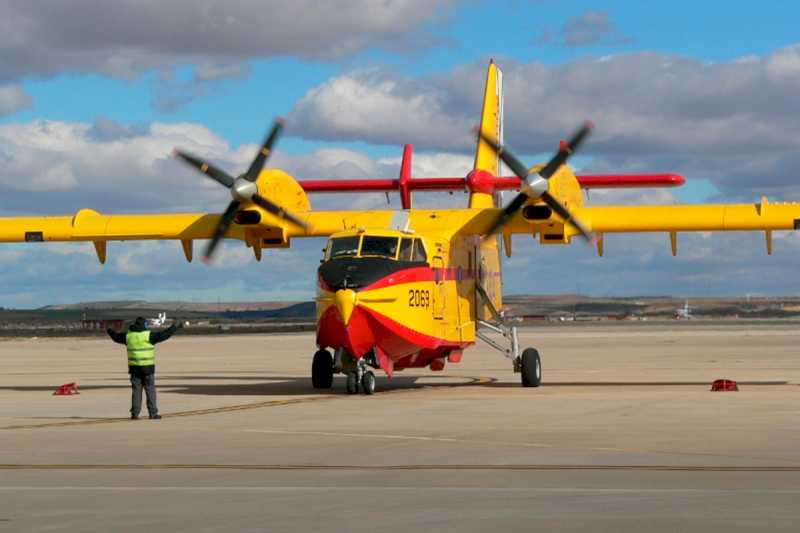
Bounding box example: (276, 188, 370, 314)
(315, 347, 380, 394)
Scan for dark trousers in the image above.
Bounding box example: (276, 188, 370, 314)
(130, 371, 158, 416)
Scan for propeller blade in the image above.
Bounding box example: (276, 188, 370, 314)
(204, 200, 241, 262)
(477, 122, 595, 239)
(244, 119, 284, 182)
(173, 150, 235, 188)
(540, 191, 594, 242)
(476, 130, 530, 180)
(538, 121, 593, 180)
(485, 192, 529, 236)
(251, 193, 308, 230)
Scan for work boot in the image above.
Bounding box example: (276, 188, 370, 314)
(149, 414, 162, 420)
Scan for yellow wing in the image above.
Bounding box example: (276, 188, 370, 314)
(578, 198, 799, 233)
(500, 196, 800, 257)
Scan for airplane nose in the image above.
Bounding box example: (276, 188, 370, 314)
(334, 289, 357, 326)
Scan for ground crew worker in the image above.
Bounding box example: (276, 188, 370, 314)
(107, 317, 180, 420)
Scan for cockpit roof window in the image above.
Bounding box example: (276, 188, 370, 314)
(360, 236, 399, 259)
(413, 239, 427, 262)
(329, 236, 360, 259)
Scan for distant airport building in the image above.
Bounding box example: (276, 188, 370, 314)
(81, 319, 125, 330)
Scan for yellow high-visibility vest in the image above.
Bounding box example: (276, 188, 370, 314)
(126, 331, 155, 366)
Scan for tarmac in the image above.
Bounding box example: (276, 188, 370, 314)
(1, 323, 799, 532)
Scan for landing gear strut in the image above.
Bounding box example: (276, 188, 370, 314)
(475, 283, 542, 388)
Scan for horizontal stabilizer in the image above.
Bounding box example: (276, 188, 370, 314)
(297, 173, 684, 195)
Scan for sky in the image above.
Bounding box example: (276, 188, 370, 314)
(3, 0, 800, 307)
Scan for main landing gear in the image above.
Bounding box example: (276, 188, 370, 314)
(312, 349, 334, 389)
(475, 284, 542, 388)
(312, 348, 378, 395)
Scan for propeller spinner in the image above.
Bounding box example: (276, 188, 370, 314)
(478, 122, 595, 242)
(173, 119, 308, 262)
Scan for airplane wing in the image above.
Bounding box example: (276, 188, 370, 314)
(563, 198, 800, 255)
(0, 207, 406, 263)
(578, 198, 800, 234)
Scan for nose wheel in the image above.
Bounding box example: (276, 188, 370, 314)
(361, 371, 376, 395)
(345, 372, 359, 394)
(345, 370, 376, 395)
(327, 348, 380, 395)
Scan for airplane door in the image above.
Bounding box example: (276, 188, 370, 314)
(432, 256, 445, 319)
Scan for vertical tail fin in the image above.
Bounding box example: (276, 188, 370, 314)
(472, 61, 504, 321)
(470, 60, 503, 209)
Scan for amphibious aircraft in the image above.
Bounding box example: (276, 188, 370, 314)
(2, 61, 800, 394)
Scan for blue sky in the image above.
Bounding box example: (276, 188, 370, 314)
(2, 0, 800, 307)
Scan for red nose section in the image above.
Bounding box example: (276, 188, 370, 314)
(317, 303, 444, 363)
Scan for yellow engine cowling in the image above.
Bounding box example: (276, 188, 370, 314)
(521, 165, 585, 244)
(244, 169, 312, 251)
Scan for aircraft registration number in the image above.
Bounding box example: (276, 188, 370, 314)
(408, 289, 430, 308)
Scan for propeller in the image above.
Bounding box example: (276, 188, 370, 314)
(478, 122, 594, 242)
(173, 119, 308, 262)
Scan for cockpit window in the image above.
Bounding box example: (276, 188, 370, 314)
(328, 236, 360, 259)
(399, 238, 413, 261)
(413, 239, 427, 262)
(360, 236, 399, 259)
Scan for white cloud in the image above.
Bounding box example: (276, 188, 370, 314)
(0, 84, 31, 116)
(536, 11, 633, 48)
(287, 48, 800, 200)
(0, 1, 455, 82)
(288, 70, 471, 150)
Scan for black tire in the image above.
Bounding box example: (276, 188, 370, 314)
(312, 349, 334, 389)
(520, 348, 542, 387)
(346, 372, 359, 394)
(361, 371, 376, 395)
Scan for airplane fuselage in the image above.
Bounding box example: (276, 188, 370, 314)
(314, 227, 501, 377)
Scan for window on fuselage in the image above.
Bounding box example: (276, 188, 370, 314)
(360, 236, 399, 259)
(399, 238, 413, 261)
(328, 236, 360, 259)
(413, 239, 427, 262)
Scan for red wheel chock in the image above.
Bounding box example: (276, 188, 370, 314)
(53, 382, 80, 395)
(710, 379, 738, 391)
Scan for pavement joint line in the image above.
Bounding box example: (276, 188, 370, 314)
(243, 428, 553, 448)
(1, 464, 799, 472)
(1, 376, 494, 431)
(1, 487, 800, 494)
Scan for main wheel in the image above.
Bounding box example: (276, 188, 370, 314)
(311, 349, 334, 389)
(361, 371, 376, 395)
(345, 372, 359, 394)
(520, 348, 542, 387)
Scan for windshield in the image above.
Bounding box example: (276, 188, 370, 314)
(360, 236, 399, 259)
(328, 236, 360, 259)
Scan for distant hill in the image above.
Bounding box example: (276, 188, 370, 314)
(220, 302, 316, 319)
(39, 300, 304, 313)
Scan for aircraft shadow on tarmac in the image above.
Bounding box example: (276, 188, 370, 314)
(1, 377, 789, 397)
(0, 375, 486, 397)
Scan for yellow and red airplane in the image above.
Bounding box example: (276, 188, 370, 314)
(2, 61, 800, 394)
